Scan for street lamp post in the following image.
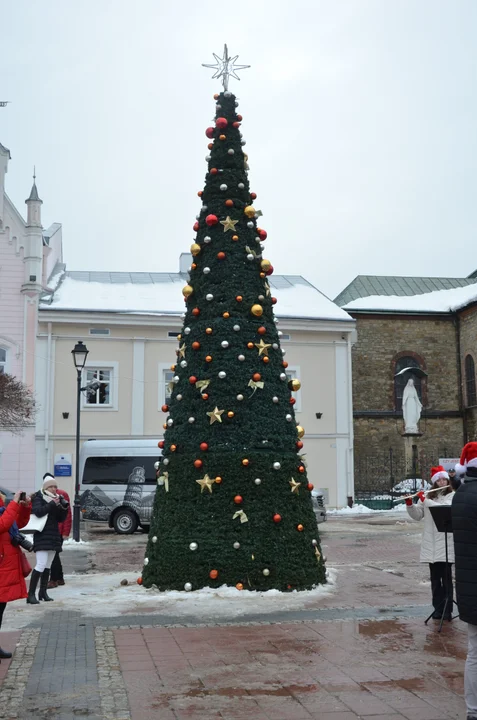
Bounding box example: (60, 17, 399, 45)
(71, 341, 89, 542)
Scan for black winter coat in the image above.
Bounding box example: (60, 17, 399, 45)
(31, 492, 68, 553)
(451, 470, 477, 625)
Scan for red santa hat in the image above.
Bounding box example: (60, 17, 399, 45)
(456, 442, 477, 475)
(430, 465, 449, 483)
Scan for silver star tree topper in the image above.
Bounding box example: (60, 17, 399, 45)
(202, 44, 250, 91)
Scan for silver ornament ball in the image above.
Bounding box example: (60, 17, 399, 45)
(238, 354, 245, 361)
(166, 418, 173, 426)
(152, 536, 157, 543)
(184, 583, 192, 592)
(233, 541, 240, 549)
(144, 557, 149, 565)
(220, 184, 228, 191)
(218, 371, 226, 379)
(176, 394, 183, 401)
(203, 267, 211, 274)
(247, 221, 254, 228)
(233, 324, 241, 331)
(180, 360, 187, 368)
(286, 414, 292, 421)
(184, 327, 191, 335)
(238, 182, 245, 189)
(273, 462, 281, 470)
(188, 416, 195, 424)
(280, 373, 287, 380)
(221, 341, 229, 348)
(204, 235, 211, 244)
(237, 394, 244, 401)
(162, 458, 169, 465)
(228, 149, 235, 155)
(206, 293, 214, 301)
(247, 254, 254, 261)
(272, 396, 279, 403)
(254, 478, 262, 485)
(189, 542, 198, 551)
(262, 568, 270, 576)
(154, 461, 160, 470)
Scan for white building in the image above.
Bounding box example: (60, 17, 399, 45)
(36, 254, 356, 507)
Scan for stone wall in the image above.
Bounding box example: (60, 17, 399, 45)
(458, 303, 477, 440)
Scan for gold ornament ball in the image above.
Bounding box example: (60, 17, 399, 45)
(244, 205, 256, 219)
(242, 458, 249, 466)
(205, 355, 213, 363)
(223, 311, 230, 319)
(206, 327, 213, 335)
(227, 411, 234, 418)
(297, 524, 304, 532)
(182, 284, 194, 298)
(236, 583, 244, 591)
(260, 258, 272, 272)
(289, 378, 302, 391)
(297, 425, 305, 438)
(251, 304, 263, 317)
(190, 243, 201, 256)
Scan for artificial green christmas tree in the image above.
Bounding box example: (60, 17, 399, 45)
(142, 49, 326, 592)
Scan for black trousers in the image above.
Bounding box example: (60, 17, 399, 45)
(0, 601, 6, 629)
(50, 551, 63, 582)
(429, 562, 453, 617)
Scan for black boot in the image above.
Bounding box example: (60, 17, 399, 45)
(26, 569, 41, 605)
(0, 647, 12, 659)
(38, 570, 54, 601)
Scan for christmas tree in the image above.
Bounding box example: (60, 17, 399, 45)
(142, 48, 326, 592)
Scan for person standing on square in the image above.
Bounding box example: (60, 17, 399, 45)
(452, 442, 477, 720)
(48, 486, 72, 589)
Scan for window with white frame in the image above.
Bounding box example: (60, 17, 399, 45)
(84, 368, 112, 405)
(81, 362, 119, 410)
(0, 348, 6, 374)
(285, 365, 302, 412)
(158, 364, 175, 408)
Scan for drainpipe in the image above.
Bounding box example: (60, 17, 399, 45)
(346, 334, 355, 506)
(44, 322, 52, 477)
(453, 312, 467, 443)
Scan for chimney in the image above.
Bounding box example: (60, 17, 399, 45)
(179, 252, 192, 274)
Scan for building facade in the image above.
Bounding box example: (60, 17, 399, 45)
(335, 275, 477, 492)
(0, 142, 62, 490)
(36, 260, 356, 508)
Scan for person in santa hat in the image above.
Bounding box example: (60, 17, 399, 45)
(452, 442, 477, 720)
(405, 465, 455, 620)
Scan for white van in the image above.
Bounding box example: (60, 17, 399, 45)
(79, 439, 161, 534)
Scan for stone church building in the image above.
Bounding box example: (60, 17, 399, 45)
(335, 275, 477, 493)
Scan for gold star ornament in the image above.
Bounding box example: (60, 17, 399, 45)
(178, 343, 186, 359)
(196, 474, 216, 494)
(255, 339, 272, 356)
(289, 477, 301, 494)
(207, 406, 225, 425)
(220, 216, 239, 232)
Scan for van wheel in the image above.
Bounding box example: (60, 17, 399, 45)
(113, 509, 138, 535)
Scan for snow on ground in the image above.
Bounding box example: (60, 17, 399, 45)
(327, 504, 407, 515)
(4, 568, 338, 630)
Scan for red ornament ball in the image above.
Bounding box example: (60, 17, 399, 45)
(258, 228, 267, 241)
(209, 569, 219, 580)
(251, 192, 257, 200)
(282, 361, 289, 368)
(273, 514, 282, 523)
(236, 295, 243, 302)
(214, 93, 219, 100)
(192, 307, 200, 317)
(200, 442, 209, 452)
(158, 441, 165, 449)
(192, 341, 200, 350)
(207, 143, 213, 150)
(297, 524, 304, 532)
(236, 114, 243, 121)
(258, 326, 266, 335)
(296, 441, 304, 450)
(266, 264, 274, 276)
(289, 397, 296, 405)
(217, 251, 226, 260)
(232, 121, 241, 128)
(206, 214, 219, 227)
(210, 168, 218, 175)
(252, 373, 261, 382)
(205, 127, 215, 138)
(307, 483, 314, 491)
(193, 221, 199, 232)
(202, 393, 209, 400)
(298, 465, 305, 473)
(137, 577, 143, 585)
(234, 495, 243, 505)
(189, 376, 197, 385)
(216, 117, 228, 130)
(219, 134, 226, 141)
(194, 459, 203, 469)
(225, 199, 234, 207)
(161, 404, 169, 413)
(271, 297, 277, 305)
(197, 190, 203, 197)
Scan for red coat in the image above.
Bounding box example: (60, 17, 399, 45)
(58, 489, 72, 537)
(0, 499, 31, 603)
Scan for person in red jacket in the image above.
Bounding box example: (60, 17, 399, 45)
(48, 486, 72, 588)
(0, 491, 31, 659)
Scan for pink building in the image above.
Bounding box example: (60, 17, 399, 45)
(0, 141, 62, 492)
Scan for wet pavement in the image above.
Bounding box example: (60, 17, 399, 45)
(0, 513, 468, 719)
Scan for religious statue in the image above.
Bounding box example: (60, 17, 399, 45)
(402, 378, 422, 434)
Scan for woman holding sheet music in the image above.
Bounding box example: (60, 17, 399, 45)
(405, 465, 455, 621)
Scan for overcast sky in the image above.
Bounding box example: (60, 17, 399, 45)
(1, 0, 476, 300)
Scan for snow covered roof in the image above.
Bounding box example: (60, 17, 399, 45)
(335, 274, 477, 307)
(40, 271, 353, 323)
(344, 282, 477, 314)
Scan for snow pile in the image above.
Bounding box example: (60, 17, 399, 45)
(344, 282, 477, 314)
(41, 276, 353, 323)
(5, 569, 338, 629)
(328, 503, 407, 515)
(63, 538, 89, 547)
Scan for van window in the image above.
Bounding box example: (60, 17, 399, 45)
(82, 456, 158, 485)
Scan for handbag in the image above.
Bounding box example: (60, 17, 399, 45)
(19, 513, 48, 534)
(19, 550, 32, 578)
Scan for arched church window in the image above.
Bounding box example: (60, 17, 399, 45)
(0, 348, 7, 374)
(394, 355, 423, 411)
(465, 354, 476, 407)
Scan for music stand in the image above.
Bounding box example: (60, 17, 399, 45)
(424, 505, 458, 633)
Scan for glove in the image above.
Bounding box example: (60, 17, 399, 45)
(417, 491, 426, 502)
(405, 497, 413, 506)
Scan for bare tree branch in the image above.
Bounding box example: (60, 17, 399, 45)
(0, 373, 36, 433)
